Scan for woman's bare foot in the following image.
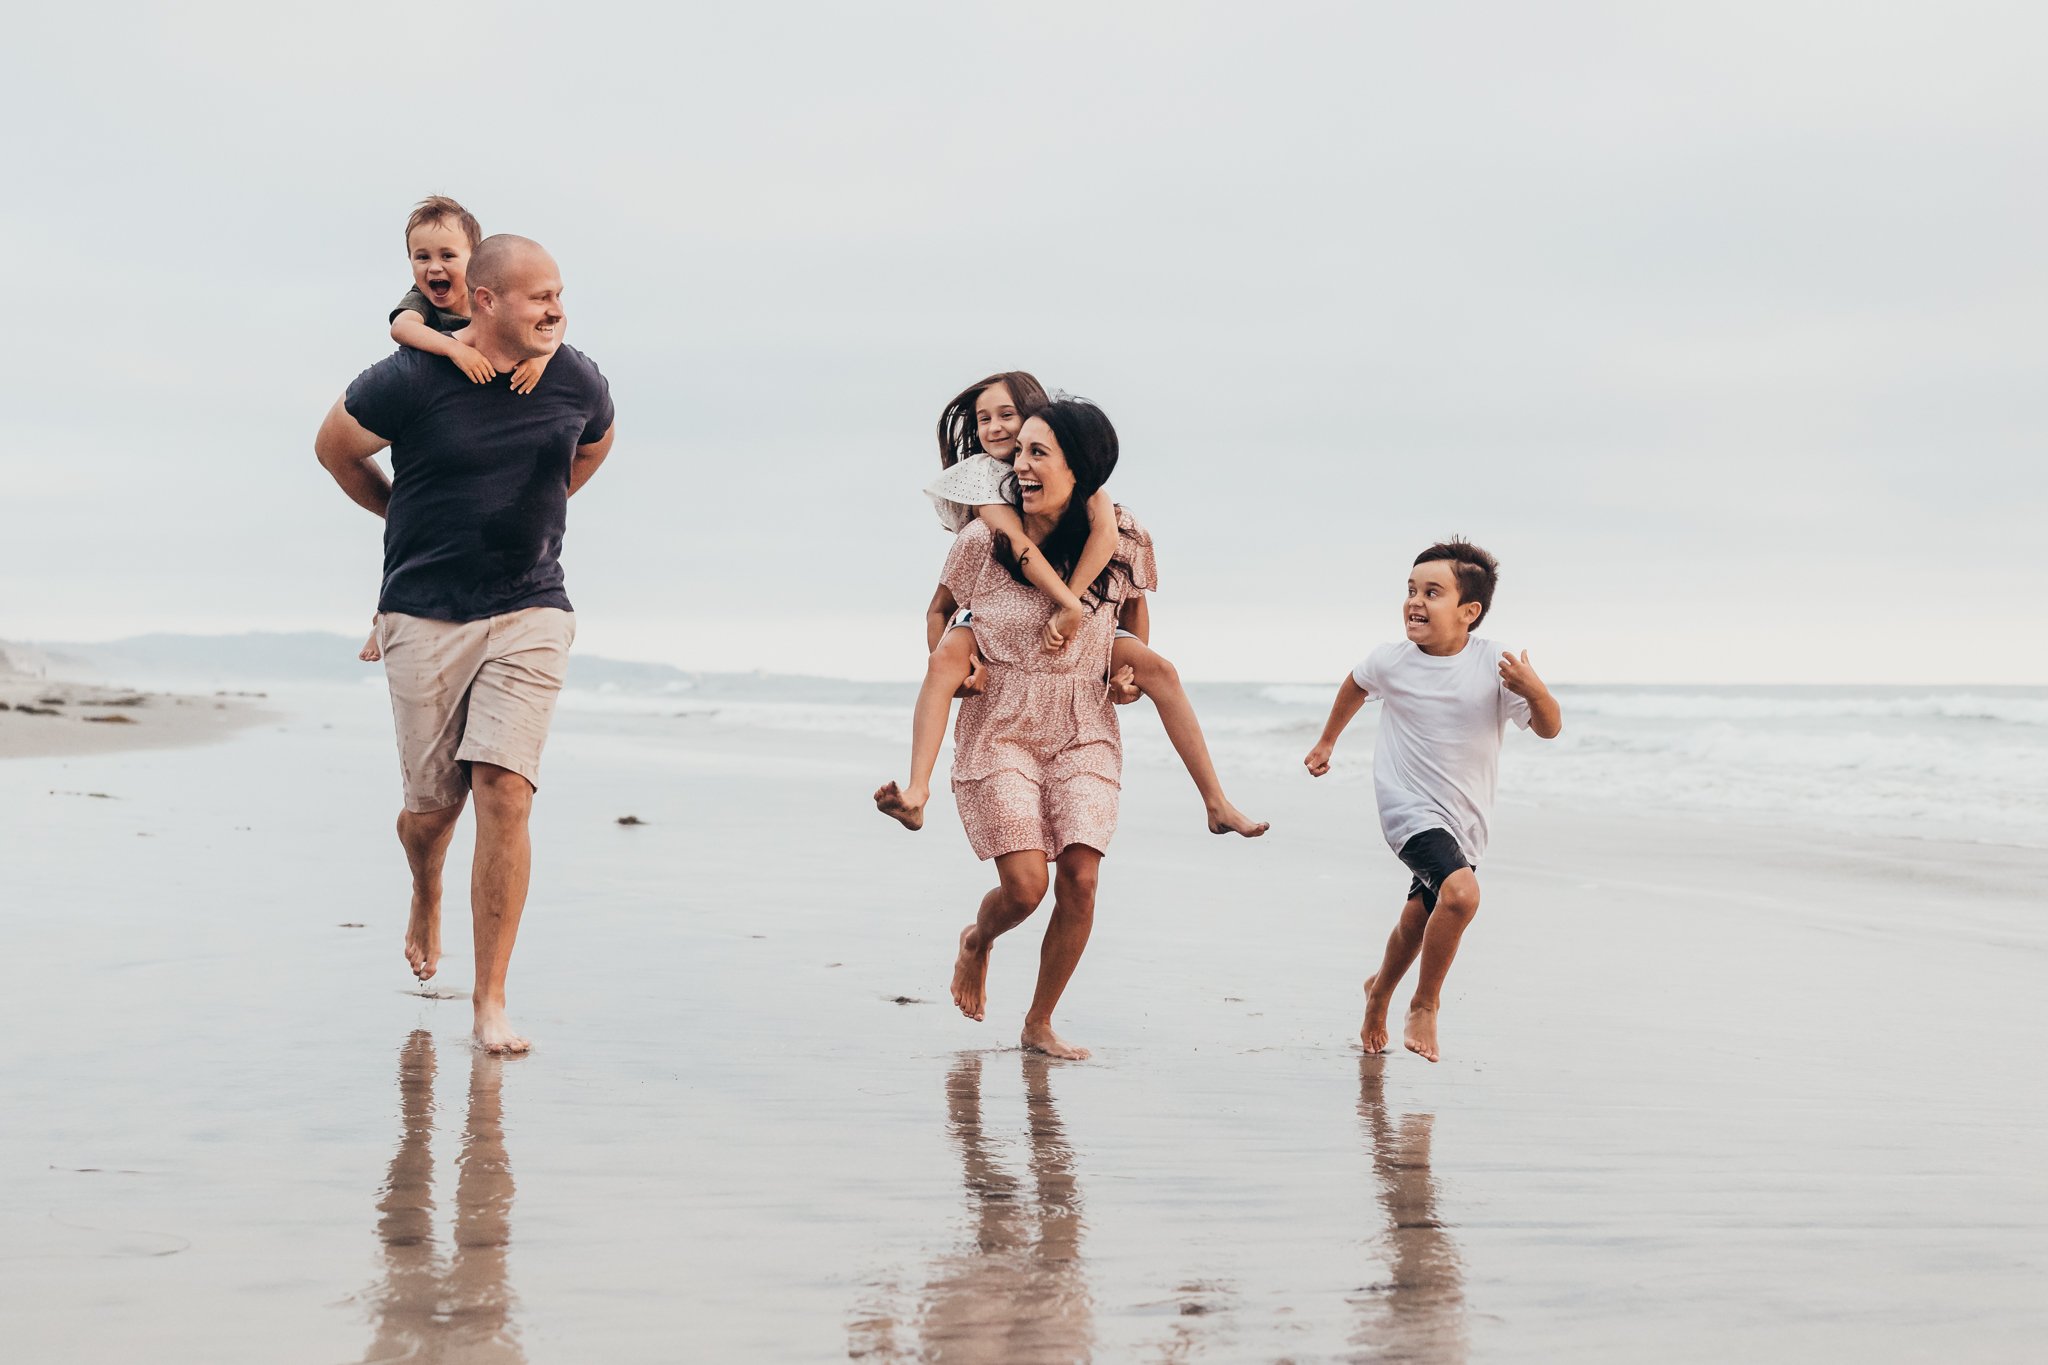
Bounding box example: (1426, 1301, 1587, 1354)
(1020, 1022, 1090, 1060)
(951, 925, 990, 1021)
(873, 781, 927, 831)
(1360, 974, 1392, 1053)
(1206, 799, 1269, 837)
(404, 899, 441, 982)
(472, 999, 531, 1055)
(1403, 1003, 1441, 1063)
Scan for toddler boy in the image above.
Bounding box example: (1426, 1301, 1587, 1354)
(1303, 538, 1562, 1062)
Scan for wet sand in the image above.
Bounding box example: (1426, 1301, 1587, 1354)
(1, 683, 2043, 1362)
(0, 673, 268, 760)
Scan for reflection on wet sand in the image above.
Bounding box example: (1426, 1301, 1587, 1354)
(850, 1052, 1093, 1363)
(1350, 1055, 1467, 1363)
(361, 1031, 523, 1364)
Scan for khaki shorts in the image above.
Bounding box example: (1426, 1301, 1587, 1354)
(378, 607, 575, 812)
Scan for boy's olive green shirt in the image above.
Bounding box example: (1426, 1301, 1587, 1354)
(390, 286, 469, 334)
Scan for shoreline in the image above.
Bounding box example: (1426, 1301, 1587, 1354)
(0, 674, 271, 760)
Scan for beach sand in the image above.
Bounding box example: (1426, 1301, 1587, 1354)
(1, 681, 2042, 1362)
(0, 671, 269, 761)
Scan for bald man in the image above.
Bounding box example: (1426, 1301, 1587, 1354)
(316, 234, 617, 1054)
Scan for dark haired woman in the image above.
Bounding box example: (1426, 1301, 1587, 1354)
(877, 373, 1267, 841)
(929, 398, 1154, 1059)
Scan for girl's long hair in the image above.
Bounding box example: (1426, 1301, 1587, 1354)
(935, 370, 1050, 469)
(991, 397, 1128, 608)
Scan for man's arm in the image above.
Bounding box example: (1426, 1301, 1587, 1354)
(1304, 675, 1370, 776)
(567, 423, 615, 498)
(315, 397, 393, 518)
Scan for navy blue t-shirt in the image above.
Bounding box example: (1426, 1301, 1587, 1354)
(344, 344, 614, 622)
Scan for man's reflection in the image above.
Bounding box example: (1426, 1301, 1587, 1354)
(1350, 1055, 1467, 1362)
(870, 1051, 1094, 1364)
(361, 1030, 523, 1364)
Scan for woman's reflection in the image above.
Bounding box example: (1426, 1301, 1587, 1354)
(361, 1030, 524, 1364)
(869, 1050, 1094, 1363)
(1351, 1055, 1467, 1362)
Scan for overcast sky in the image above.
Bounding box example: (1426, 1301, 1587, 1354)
(2, 2, 2042, 683)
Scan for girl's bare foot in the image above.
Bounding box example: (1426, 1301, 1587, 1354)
(1360, 974, 1392, 1053)
(472, 1000, 530, 1055)
(1206, 799, 1269, 837)
(404, 900, 441, 982)
(873, 781, 927, 831)
(1021, 1022, 1090, 1060)
(1403, 1003, 1441, 1063)
(950, 925, 990, 1020)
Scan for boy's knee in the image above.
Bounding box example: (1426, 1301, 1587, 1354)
(1435, 874, 1480, 919)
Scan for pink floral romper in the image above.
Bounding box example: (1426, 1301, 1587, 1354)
(940, 508, 1157, 862)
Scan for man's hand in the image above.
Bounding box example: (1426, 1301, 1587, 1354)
(1109, 665, 1140, 704)
(509, 356, 548, 395)
(450, 343, 496, 384)
(1304, 740, 1335, 777)
(953, 652, 988, 699)
(1043, 603, 1082, 652)
(1498, 649, 1548, 700)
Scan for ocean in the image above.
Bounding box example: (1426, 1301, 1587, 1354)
(551, 677, 2048, 850)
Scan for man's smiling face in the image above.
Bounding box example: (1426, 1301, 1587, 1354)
(406, 220, 472, 316)
(480, 248, 566, 361)
(1404, 560, 1482, 654)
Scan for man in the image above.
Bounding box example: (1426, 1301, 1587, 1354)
(316, 234, 616, 1054)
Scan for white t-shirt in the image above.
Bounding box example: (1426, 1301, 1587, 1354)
(1351, 637, 1533, 862)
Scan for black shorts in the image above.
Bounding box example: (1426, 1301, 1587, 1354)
(1398, 828, 1473, 912)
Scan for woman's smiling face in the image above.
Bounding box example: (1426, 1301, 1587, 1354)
(1013, 415, 1077, 519)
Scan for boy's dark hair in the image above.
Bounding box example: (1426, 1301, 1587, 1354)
(404, 195, 482, 251)
(1414, 538, 1499, 627)
(936, 370, 1051, 469)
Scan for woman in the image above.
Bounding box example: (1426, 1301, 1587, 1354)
(928, 396, 1154, 1060)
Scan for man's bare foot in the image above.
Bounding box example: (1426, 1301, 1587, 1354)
(472, 1000, 531, 1055)
(1403, 1002, 1441, 1063)
(1206, 799, 1270, 837)
(404, 898, 441, 982)
(1360, 973, 1392, 1053)
(950, 925, 990, 1021)
(1021, 1022, 1090, 1060)
(873, 781, 927, 831)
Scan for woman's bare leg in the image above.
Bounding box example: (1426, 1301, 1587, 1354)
(951, 849, 1050, 1022)
(1020, 845, 1101, 1060)
(1112, 637, 1268, 837)
(876, 627, 977, 830)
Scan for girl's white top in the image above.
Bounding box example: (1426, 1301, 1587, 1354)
(924, 453, 1016, 533)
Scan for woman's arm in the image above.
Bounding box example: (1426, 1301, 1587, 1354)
(925, 584, 959, 653)
(1303, 676, 1370, 776)
(1116, 592, 1149, 644)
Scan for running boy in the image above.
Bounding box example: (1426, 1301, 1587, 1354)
(360, 195, 549, 661)
(1303, 539, 1562, 1062)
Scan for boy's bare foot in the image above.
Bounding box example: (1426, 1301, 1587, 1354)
(472, 1000, 530, 1055)
(359, 637, 382, 662)
(1360, 974, 1392, 1053)
(404, 899, 441, 981)
(873, 781, 926, 831)
(1021, 1022, 1090, 1060)
(1206, 800, 1269, 837)
(950, 925, 989, 1021)
(1403, 1003, 1441, 1063)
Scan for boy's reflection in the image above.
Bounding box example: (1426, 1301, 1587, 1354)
(912, 1051, 1096, 1363)
(1351, 1055, 1467, 1362)
(361, 1030, 523, 1364)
